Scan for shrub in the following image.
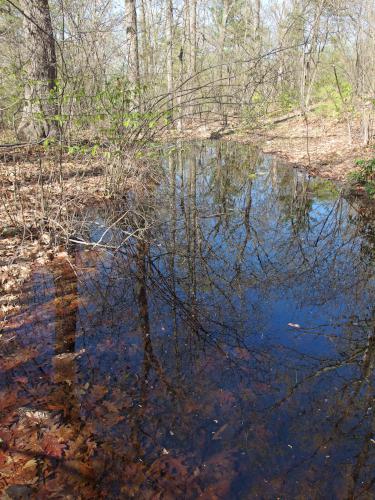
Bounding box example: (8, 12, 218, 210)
(349, 158, 375, 198)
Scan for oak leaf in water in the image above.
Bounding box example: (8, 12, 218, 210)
(121, 462, 146, 497)
(42, 434, 66, 458)
(0, 389, 18, 411)
(149, 456, 189, 481)
(183, 400, 200, 414)
(201, 479, 232, 499)
(200, 451, 236, 498)
(14, 376, 29, 385)
(103, 400, 119, 413)
(65, 459, 96, 479)
(0, 347, 38, 371)
(102, 412, 125, 428)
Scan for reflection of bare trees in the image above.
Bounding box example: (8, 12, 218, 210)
(151, 142, 375, 497)
(75, 142, 375, 495)
(81, 142, 375, 496)
(79, 141, 374, 497)
(348, 315, 375, 497)
(159, 143, 373, 328)
(4, 141, 374, 497)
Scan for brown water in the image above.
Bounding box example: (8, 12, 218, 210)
(1, 142, 374, 498)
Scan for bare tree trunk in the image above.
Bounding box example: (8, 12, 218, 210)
(361, 100, 372, 146)
(255, 0, 261, 42)
(299, 0, 326, 111)
(176, 2, 189, 131)
(139, 0, 149, 82)
(176, 44, 184, 131)
(218, 0, 230, 125)
(17, 0, 58, 142)
(189, 0, 197, 77)
(125, 0, 140, 86)
(188, 0, 197, 121)
(167, 0, 174, 119)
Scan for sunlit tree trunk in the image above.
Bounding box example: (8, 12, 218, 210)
(218, 0, 231, 125)
(125, 0, 140, 86)
(176, 2, 188, 131)
(188, 0, 197, 120)
(353, 0, 375, 145)
(189, 0, 197, 77)
(254, 0, 261, 42)
(139, 0, 149, 82)
(299, 0, 326, 111)
(17, 0, 58, 142)
(167, 0, 174, 119)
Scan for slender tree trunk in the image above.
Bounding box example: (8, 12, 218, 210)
(139, 0, 149, 82)
(167, 0, 174, 119)
(176, 45, 184, 131)
(361, 100, 372, 146)
(254, 0, 261, 41)
(17, 0, 58, 142)
(218, 0, 230, 125)
(176, 2, 188, 131)
(188, 0, 197, 121)
(189, 0, 197, 77)
(125, 0, 140, 86)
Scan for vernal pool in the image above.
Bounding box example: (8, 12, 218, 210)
(1, 142, 374, 498)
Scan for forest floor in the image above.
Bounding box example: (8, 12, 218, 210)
(1, 113, 374, 323)
(178, 113, 374, 183)
(0, 143, 156, 323)
(0, 149, 106, 323)
(239, 114, 374, 182)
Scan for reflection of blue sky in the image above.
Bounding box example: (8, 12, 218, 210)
(150, 143, 374, 363)
(12, 141, 373, 497)
(71, 142, 374, 382)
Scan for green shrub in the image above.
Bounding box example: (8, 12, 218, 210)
(349, 158, 375, 198)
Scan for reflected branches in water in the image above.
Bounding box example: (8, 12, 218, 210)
(1, 142, 374, 498)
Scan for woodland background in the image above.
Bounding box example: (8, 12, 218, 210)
(0, 0, 374, 146)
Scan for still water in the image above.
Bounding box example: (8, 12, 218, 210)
(1, 142, 374, 498)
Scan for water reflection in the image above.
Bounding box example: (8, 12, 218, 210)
(1, 142, 374, 498)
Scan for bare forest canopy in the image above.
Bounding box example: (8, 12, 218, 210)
(0, 0, 375, 146)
